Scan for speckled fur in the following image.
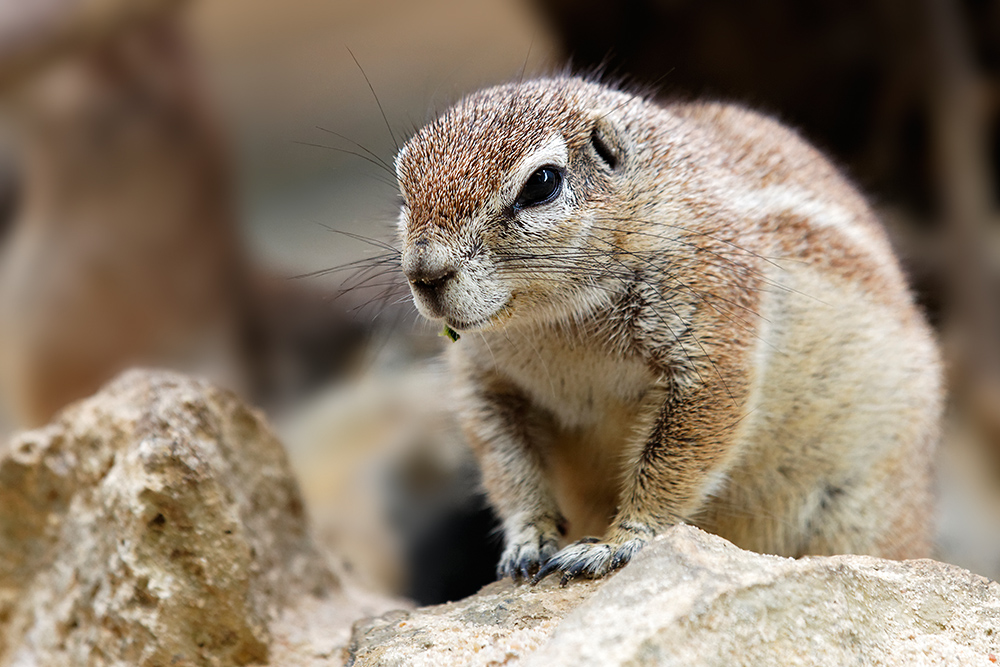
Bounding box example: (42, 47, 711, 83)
(395, 77, 942, 582)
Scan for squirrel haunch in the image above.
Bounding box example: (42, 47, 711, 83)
(396, 77, 942, 583)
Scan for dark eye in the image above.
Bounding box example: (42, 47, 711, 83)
(513, 167, 562, 210)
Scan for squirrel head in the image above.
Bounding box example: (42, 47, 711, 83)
(396, 77, 642, 332)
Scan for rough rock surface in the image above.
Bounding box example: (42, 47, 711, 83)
(347, 576, 603, 667)
(0, 370, 343, 666)
(350, 525, 1000, 667)
(2, 368, 999, 666)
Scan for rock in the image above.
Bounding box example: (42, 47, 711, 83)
(349, 525, 1000, 667)
(0, 10, 253, 429)
(3, 369, 998, 666)
(347, 577, 602, 667)
(0, 369, 358, 666)
(528, 525, 1000, 666)
(279, 361, 502, 605)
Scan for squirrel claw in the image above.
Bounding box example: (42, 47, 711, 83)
(531, 537, 647, 584)
(497, 526, 559, 583)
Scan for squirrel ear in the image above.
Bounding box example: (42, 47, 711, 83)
(590, 116, 627, 170)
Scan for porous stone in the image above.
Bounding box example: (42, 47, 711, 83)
(3, 369, 998, 667)
(527, 525, 1000, 666)
(347, 576, 602, 667)
(0, 369, 338, 666)
(349, 525, 1000, 667)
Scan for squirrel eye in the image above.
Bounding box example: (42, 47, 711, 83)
(514, 167, 562, 210)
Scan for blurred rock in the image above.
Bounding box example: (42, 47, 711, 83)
(0, 9, 371, 430)
(0, 14, 252, 428)
(240, 273, 371, 411)
(349, 525, 1000, 667)
(279, 358, 501, 606)
(0, 0, 187, 91)
(936, 411, 1000, 580)
(0, 369, 399, 666)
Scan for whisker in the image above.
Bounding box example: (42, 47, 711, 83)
(347, 46, 399, 153)
(314, 125, 395, 174)
(291, 140, 397, 185)
(292, 253, 400, 280)
(317, 226, 402, 254)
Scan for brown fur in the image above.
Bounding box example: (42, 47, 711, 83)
(396, 77, 942, 582)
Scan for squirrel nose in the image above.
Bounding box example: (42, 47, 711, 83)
(402, 237, 458, 299)
(404, 259, 456, 294)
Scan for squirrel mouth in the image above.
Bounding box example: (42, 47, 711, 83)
(444, 301, 513, 332)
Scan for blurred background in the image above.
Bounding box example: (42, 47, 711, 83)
(0, 0, 997, 604)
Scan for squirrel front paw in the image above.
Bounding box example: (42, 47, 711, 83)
(532, 531, 649, 585)
(497, 520, 561, 582)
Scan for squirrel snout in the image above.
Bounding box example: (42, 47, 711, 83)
(403, 252, 457, 297)
(408, 265, 456, 291)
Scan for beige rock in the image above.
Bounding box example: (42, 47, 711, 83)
(349, 525, 1000, 667)
(0, 369, 353, 666)
(0, 5, 251, 429)
(347, 576, 602, 667)
(529, 525, 1000, 666)
(3, 368, 997, 667)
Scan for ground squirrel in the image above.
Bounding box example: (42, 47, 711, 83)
(395, 76, 942, 583)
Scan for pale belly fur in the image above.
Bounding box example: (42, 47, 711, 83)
(480, 327, 656, 542)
